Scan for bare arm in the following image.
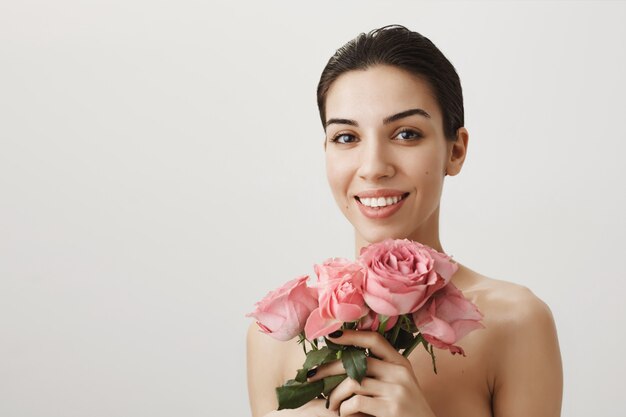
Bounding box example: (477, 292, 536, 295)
(246, 321, 283, 417)
(247, 322, 346, 417)
(492, 288, 563, 416)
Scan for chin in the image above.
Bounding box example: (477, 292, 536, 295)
(355, 224, 410, 245)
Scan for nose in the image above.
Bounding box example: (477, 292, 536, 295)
(356, 135, 395, 181)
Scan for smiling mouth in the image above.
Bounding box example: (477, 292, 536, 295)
(355, 192, 410, 208)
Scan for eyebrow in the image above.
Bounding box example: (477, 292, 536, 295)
(325, 108, 431, 129)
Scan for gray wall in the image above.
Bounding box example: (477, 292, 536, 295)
(1, 1, 625, 416)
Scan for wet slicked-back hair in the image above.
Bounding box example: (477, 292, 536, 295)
(317, 24, 464, 141)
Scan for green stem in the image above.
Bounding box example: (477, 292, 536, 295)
(402, 333, 424, 358)
(299, 332, 308, 355)
(389, 317, 402, 347)
(429, 343, 438, 374)
(377, 314, 389, 335)
(311, 337, 318, 350)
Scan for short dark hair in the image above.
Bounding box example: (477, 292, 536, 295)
(316, 24, 464, 141)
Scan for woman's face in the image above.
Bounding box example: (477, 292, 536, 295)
(323, 64, 467, 246)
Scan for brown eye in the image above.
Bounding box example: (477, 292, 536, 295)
(330, 133, 358, 144)
(395, 129, 423, 141)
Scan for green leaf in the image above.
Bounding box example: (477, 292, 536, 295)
(322, 374, 348, 395)
(400, 314, 418, 333)
(276, 380, 324, 410)
(303, 347, 333, 370)
(341, 347, 368, 383)
(394, 328, 417, 350)
(345, 321, 358, 330)
(324, 337, 344, 351)
(295, 367, 308, 383)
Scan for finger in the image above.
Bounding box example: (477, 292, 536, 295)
(327, 376, 388, 411)
(306, 358, 341, 382)
(339, 394, 384, 417)
(327, 329, 408, 365)
(294, 399, 342, 416)
(309, 356, 409, 384)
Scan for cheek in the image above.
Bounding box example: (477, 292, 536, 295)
(405, 153, 444, 192)
(325, 155, 352, 203)
(411, 143, 445, 174)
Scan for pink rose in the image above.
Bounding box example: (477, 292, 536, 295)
(304, 258, 370, 340)
(245, 275, 318, 341)
(358, 238, 459, 316)
(357, 309, 399, 332)
(412, 282, 485, 355)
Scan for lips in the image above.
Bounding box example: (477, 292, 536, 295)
(354, 191, 410, 219)
(354, 193, 410, 207)
(354, 188, 410, 199)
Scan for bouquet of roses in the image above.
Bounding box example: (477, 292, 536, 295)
(245, 238, 484, 410)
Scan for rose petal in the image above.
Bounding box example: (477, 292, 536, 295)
(304, 307, 343, 340)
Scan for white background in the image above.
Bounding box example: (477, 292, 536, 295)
(1, 1, 625, 416)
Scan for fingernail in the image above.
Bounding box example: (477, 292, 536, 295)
(306, 368, 317, 378)
(328, 330, 343, 338)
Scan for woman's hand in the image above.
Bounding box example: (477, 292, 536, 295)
(307, 329, 437, 417)
(263, 399, 345, 417)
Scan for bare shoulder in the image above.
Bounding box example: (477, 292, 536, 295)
(478, 276, 553, 325)
(453, 264, 555, 328)
(454, 265, 563, 416)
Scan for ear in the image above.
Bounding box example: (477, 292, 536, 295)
(445, 127, 469, 176)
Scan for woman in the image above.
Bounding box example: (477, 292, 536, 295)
(247, 25, 563, 417)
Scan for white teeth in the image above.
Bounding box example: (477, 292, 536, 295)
(359, 194, 405, 208)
